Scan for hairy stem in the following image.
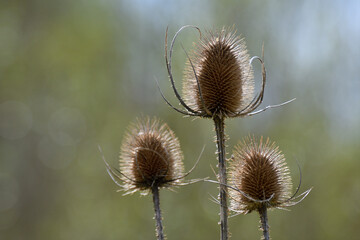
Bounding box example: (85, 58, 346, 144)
(152, 185, 165, 240)
(259, 205, 270, 240)
(214, 116, 228, 240)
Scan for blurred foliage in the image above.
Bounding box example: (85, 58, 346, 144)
(0, 0, 359, 239)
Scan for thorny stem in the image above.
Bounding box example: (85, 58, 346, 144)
(259, 205, 270, 240)
(214, 116, 228, 240)
(152, 185, 165, 240)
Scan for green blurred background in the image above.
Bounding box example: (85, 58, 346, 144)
(0, 0, 359, 239)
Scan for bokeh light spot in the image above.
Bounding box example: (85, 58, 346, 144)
(0, 175, 19, 212)
(48, 107, 87, 146)
(37, 137, 77, 170)
(0, 101, 33, 140)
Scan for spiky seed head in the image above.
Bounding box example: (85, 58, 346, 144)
(229, 136, 292, 214)
(183, 27, 254, 118)
(120, 117, 184, 194)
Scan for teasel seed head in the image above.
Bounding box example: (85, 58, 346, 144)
(183, 28, 254, 118)
(229, 136, 293, 214)
(160, 26, 295, 119)
(119, 117, 184, 194)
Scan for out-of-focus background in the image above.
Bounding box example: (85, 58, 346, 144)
(0, 0, 359, 239)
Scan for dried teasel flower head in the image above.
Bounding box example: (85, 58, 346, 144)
(229, 136, 311, 214)
(158, 25, 295, 118)
(159, 26, 295, 119)
(183, 27, 254, 118)
(102, 117, 187, 195)
(120, 117, 184, 193)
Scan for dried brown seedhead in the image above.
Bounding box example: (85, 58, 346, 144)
(229, 136, 308, 214)
(101, 117, 187, 195)
(120, 117, 184, 193)
(183, 28, 254, 118)
(159, 25, 295, 120)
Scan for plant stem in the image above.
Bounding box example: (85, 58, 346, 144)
(152, 185, 165, 240)
(214, 116, 228, 240)
(259, 205, 270, 240)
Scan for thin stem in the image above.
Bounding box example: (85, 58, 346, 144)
(152, 185, 165, 240)
(259, 205, 270, 240)
(214, 116, 228, 240)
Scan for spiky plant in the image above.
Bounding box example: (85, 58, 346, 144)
(228, 136, 312, 240)
(119, 117, 184, 194)
(182, 28, 255, 118)
(102, 117, 199, 240)
(158, 25, 293, 240)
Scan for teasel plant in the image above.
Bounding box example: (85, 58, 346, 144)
(100, 117, 202, 240)
(223, 136, 312, 240)
(157, 25, 294, 240)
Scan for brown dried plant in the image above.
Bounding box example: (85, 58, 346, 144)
(182, 28, 254, 118)
(158, 25, 294, 119)
(158, 25, 294, 240)
(101, 117, 201, 240)
(228, 136, 312, 240)
(118, 117, 184, 194)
